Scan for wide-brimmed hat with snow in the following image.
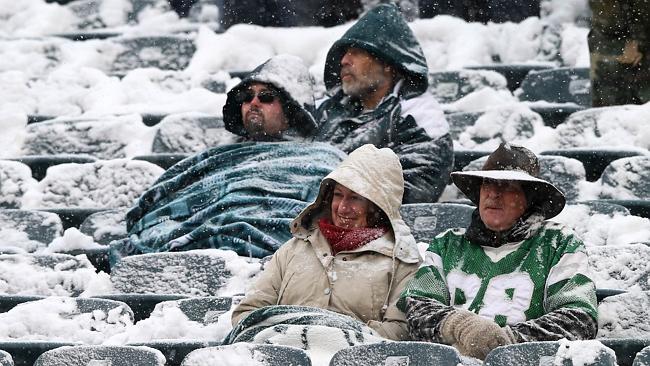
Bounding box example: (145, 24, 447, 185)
(450, 142, 566, 219)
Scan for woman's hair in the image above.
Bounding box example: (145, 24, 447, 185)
(322, 183, 391, 229)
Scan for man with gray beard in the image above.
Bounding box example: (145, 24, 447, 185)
(314, 3, 454, 204)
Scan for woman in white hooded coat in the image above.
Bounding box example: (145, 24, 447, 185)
(232, 144, 421, 340)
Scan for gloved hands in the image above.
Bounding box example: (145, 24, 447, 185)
(440, 309, 516, 360)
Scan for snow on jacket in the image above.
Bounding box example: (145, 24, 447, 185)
(223, 54, 318, 140)
(399, 219, 598, 343)
(314, 4, 453, 203)
(232, 144, 421, 340)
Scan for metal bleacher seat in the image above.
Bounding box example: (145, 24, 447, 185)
(541, 149, 646, 182)
(429, 69, 508, 104)
(34, 345, 165, 366)
(597, 156, 650, 219)
(149, 113, 237, 154)
(181, 344, 312, 366)
(600, 339, 650, 366)
(0, 161, 37, 209)
(0, 297, 134, 366)
(447, 104, 544, 147)
(21, 159, 163, 214)
(108, 251, 230, 296)
(0, 253, 97, 296)
(400, 203, 474, 242)
(79, 209, 127, 245)
(0, 209, 63, 252)
(128, 341, 218, 366)
(95, 251, 232, 321)
(634, 346, 650, 366)
(465, 64, 553, 92)
(598, 291, 650, 339)
(0, 350, 12, 366)
(551, 106, 650, 151)
(329, 342, 462, 366)
(517, 67, 591, 107)
(484, 341, 617, 365)
(109, 35, 196, 77)
(0, 341, 74, 366)
(20, 115, 154, 160)
(587, 244, 650, 292)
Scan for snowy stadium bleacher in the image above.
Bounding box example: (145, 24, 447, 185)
(1, 0, 649, 365)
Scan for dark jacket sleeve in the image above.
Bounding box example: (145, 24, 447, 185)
(510, 307, 598, 342)
(391, 125, 454, 204)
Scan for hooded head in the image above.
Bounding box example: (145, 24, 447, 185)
(223, 54, 318, 140)
(291, 144, 419, 262)
(324, 3, 429, 99)
(451, 143, 566, 223)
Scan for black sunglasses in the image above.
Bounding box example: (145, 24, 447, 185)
(236, 89, 279, 104)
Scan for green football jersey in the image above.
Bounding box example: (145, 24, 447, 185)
(401, 221, 598, 326)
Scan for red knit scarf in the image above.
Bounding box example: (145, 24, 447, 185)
(318, 218, 388, 255)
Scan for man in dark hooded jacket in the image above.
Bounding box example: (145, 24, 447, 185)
(112, 55, 345, 260)
(315, 3, 453, 204)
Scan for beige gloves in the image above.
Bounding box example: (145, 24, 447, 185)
(440, 309, 517, 360)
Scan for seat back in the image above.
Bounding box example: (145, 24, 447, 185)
(551, 202, 639, 246)
(484, 341, 617, 365)
(151, 113, 236, 154)
(634, 345, 650, 366)
(599, 339, 650, 366)
(21, 115, 154, 160)
(518, 67, 591, 106)
(34, 345, 165, 366)
(537, 155, 587, 201)
(0, 210, 63, 252)
(0, 341, 73, 366)
(110, 251, 231, 296)
(598, 291, 650, 339)
(551, 105, 650, 149)
(173, 296, 233, 324)
(181, 344, 311, 366)
(0, 161, 36, 209)
(429, 69, 508, 103)
(22, 159, 163, 209)
(111, 36, 196, 76)
(587, 244, 650, 291)
(128, 341, 219, 366)
(0, 253, 98, 296)
(0, 350, 12, 366)
(400, 203, 474, 242)
(329, 342, 461, 365)
(599, 156, 650, 200)
(540, 149, 645, 182)
(79, 209, 128, 245)
(0, 297, 133, 344)
(465, 64, 553, 91)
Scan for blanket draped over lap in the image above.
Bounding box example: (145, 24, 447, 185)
(114, 142, 346, 258)
(223, 305, 385, 354)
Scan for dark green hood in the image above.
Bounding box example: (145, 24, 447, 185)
(324, 3, 429, 98)
(223, 54, 318, 139)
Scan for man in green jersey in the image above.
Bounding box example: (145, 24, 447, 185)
(398, 143, 598, 360)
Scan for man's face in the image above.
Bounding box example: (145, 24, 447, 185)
(240, 83, 288, 140)
(340, 47, 393, 99)
(479, 179, 528, 232)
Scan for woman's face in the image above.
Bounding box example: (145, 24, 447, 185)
(330, 183, 371, 229)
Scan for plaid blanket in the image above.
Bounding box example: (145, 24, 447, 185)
(224, 305, 384, 361)
(112, 142, 345, 260)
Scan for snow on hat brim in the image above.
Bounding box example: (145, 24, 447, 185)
(451, 169, 566, 220)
